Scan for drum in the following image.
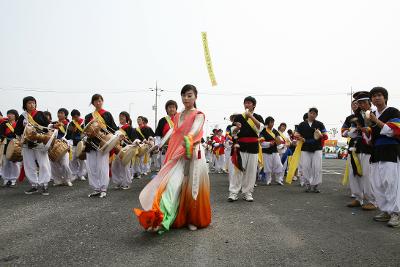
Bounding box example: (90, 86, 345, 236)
(118, 145, 139, 166)
(22, 124, 56, 149)
(98, 132, 120, 154)
(76, 141, 87, 160)
(137, 143, 149, 157)
(48, 139, 69, 162)
(6, 139, 23, 162)
(83, 120, 102, 138)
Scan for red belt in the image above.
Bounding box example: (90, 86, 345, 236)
(238, 137, 259, 143)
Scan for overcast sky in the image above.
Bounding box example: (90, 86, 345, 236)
(1, 0, 399, 137)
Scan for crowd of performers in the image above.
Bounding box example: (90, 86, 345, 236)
(0, 85, 399, 232)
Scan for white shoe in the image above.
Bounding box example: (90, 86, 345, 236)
(121, 186, 130, 190)
(79, 176, 86, 181)
(143, 172, 148, 176)
(228, 192, 239, 202)
(242, 193, 254, 202)
(188, 224, 198, 231)
(387, 213, 400, 228)
(99, 192, 107, 198)
(67, 181, 73, 187)
(277, 181, 284, 186)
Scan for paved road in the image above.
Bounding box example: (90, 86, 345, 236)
(1, 159, 400, 266)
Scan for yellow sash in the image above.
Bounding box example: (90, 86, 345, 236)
(266, 128, 276, 139)
(286, 140, 304, 184)
(27, 113, 39, 127)
(93, 111, 106, 129)
(165, 116, 174, 128)
(59, 124, 66, 134)
(351, 150, 363, 176)
(72, 120, 84, 132)
(136, 127, 145, 139)
(5, 122, 14, 133)
(342, 157, 350, 185)
(242, 113, 263, 167)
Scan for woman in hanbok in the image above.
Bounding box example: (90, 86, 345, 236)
(133, 84, 211, 233)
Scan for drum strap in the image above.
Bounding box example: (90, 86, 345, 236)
(59, 124, 66, 134)
(72, 120, 84, 132)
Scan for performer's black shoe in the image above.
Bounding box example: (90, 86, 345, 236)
(25, 187, 39, 195)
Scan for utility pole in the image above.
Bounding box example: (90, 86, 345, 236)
(150, 81, 164, 128)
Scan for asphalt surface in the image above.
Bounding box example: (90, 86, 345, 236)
(1, 159, 400, 266)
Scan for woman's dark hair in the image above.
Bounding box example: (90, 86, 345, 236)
(43, 111, 52, 121)
(22, 96, 37, 111)
(181, 84, 198, 108)
(370, 87, 388, 104)
(71, 109, 80, 117)
(120, 111, 132, 125)
(165, 100, 178, 112)
(309, 107, 318, 115)
(303, 113, 308, 121)
(287, 129, 293, 135)
(58, 108, 69, 117)
(91, 94, 104, 105)
(265, 116, 274, 125)
(142, 117, 148, 124)
(279, 122, 287, 129)
(244, 96, 257, 106)
(7, 109, 19, 120)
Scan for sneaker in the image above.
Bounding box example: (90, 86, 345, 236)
(387, 213, 400, 228)
(79, 176, 86, 181)
(41, 186, 49, 196)
(143, 172, 148, 176)
(188, 224, 198, 231)
(121, 186, 130, 190)
(347, 200, 361, 208)
(361, 203, 377, 211)
(292, 176, 298, 181)
(133, 174, 141, 179)
(88, 191, 101, 198)
(67, 181, 73, 187)
(266, 182, 271, 186)
(99, 192, 107, 198)
(304, 184, 311, 193)
(277, 181, 284, 186)
(312, 186, 320, 193)
(113, 185, 121, 190)
(228, 192, 239, 202)
(242, 193, 254, 202)
(25, 187, 39, 195)
(373, 212, 391, 222)
(10, 182, 16, 188)
(4, 180, 12, 187)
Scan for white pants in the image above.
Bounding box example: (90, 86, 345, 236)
(111, 157, 132, 187)
(1, 158, 20, 184)
(229, 152, 258, 194)
(51, 153, 73, 185)
(263, 153, 283, 183)
(349, 153, 375, 205)
(300, 150, 322, 186)
(133, 154, 150, 174)
(151, 153, 160, 171)
(70, 146, 87, 177)
(87, 150, 109, 192)
(225, 147, 232, 170)
(214, 154, 225, 172)
(22, 147, 51, 187)
(371, 160, 400, 214)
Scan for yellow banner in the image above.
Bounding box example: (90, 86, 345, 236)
(201, 32, 217, 87)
